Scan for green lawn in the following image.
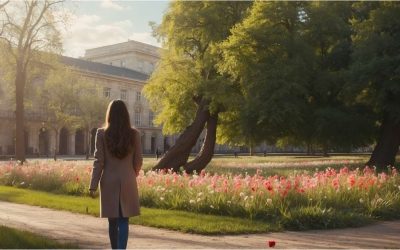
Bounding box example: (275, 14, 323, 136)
(0, 226, 78, 249)
(0, 186, 274, 235)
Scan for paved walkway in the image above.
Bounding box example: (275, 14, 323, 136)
(1, 201, 400, 249)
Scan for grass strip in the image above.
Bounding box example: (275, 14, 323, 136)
(0, 185, 275, 235)
(0, 225, 78, 249)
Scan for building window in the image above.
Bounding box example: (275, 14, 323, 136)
(120, 89, 127, 101)
(149, 111, 154, 127)
(136, 91, 141, 102)
(103, 87, 111, 98)
(135, 111, 141, 127)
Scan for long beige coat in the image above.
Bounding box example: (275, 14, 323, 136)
(89, 128, 142, 218)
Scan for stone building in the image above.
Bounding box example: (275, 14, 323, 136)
(0, 40, 174, 157)
(0, 39, 281, 158)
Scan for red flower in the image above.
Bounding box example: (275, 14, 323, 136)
(268, 240, 276, 248)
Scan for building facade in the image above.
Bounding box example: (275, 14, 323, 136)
(0, 40, 176, 157)
(0, 40, 283, 158)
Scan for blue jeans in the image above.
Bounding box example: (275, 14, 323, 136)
(108, 203, 129, 249)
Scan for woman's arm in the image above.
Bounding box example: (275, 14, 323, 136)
(89, 129, 105, 191)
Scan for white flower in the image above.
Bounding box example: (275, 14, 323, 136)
(244, 196, 249, 201)
(197, 192, 203, 197)
(239, 192, 245, 197)
(210, 205, 214, 209)
(160, 197, 164, 201)
(189, 199, 195, 204)
(197, 197, 201, 202)
(20, 182, 25, 185)
(227, 200, 232, 204)
(266, 198, 273, 205)
(209, 190, 215, 194)
(359, 198, 364, 204)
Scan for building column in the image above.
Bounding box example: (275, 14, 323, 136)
(48, 130, 57, 156)
(0, 123, 3, 155)
(157, 131, 163, 152)
(68, 132, 75, 155)
(29, 124, 39, 155)
(144, 131, 151, 154)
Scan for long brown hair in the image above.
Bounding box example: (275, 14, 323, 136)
(104, 99, 135, 159)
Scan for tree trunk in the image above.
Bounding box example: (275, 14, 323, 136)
(367, 116, 400, 169)
(15, 67, 26, 163)
(153, 101, 210, 172)
(322, 144, 329, 157)
(53, 129, 59, 161)
(307, 142, 311, 155)
(249, 142, 254, 156)
(184, 113, 218, 174)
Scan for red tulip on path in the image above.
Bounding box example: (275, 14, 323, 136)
(268, 240, 276, 247)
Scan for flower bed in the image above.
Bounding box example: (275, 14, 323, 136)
(1, 161, 399, 227)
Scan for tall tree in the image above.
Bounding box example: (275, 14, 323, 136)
(350, 2, 400, 168)
(219, 1, 313, 151)
(0, 0, 63, 162)
(219, 1, 375, 155)
(144, 1, 250, 173)
(75, 78, 108, 160)
(40, 64, 80, 160)
(300, 2, 374, 155)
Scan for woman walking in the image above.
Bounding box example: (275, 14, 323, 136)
(89, 99, 143, 249)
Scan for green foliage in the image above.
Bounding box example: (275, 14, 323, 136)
(220, 2, 314, 144)
(39, 60, 107, 157)
(350, 2, 400, 123)
(219, 1, 376, 151)
(143, 1, 250, 135)
(41, 64, 81, 132)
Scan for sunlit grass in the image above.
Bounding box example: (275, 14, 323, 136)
(0, 186, 274, 235)
(0, 225, 78, 249)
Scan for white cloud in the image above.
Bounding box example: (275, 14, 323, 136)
(100, 0, 123, 11)
(61, 13, 160, 58)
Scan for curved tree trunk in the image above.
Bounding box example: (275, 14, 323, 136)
(184, 113, 218, 174)
(367, 115, 400, 169)
(153, 101, 210, 172)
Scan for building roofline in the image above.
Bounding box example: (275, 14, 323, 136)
(60, 55, 149, 82)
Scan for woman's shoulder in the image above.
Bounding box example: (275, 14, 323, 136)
(131, 127, 140, 135)
(96, 128, 105, 136)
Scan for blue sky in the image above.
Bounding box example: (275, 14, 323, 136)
(62, 0, 169, 57)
